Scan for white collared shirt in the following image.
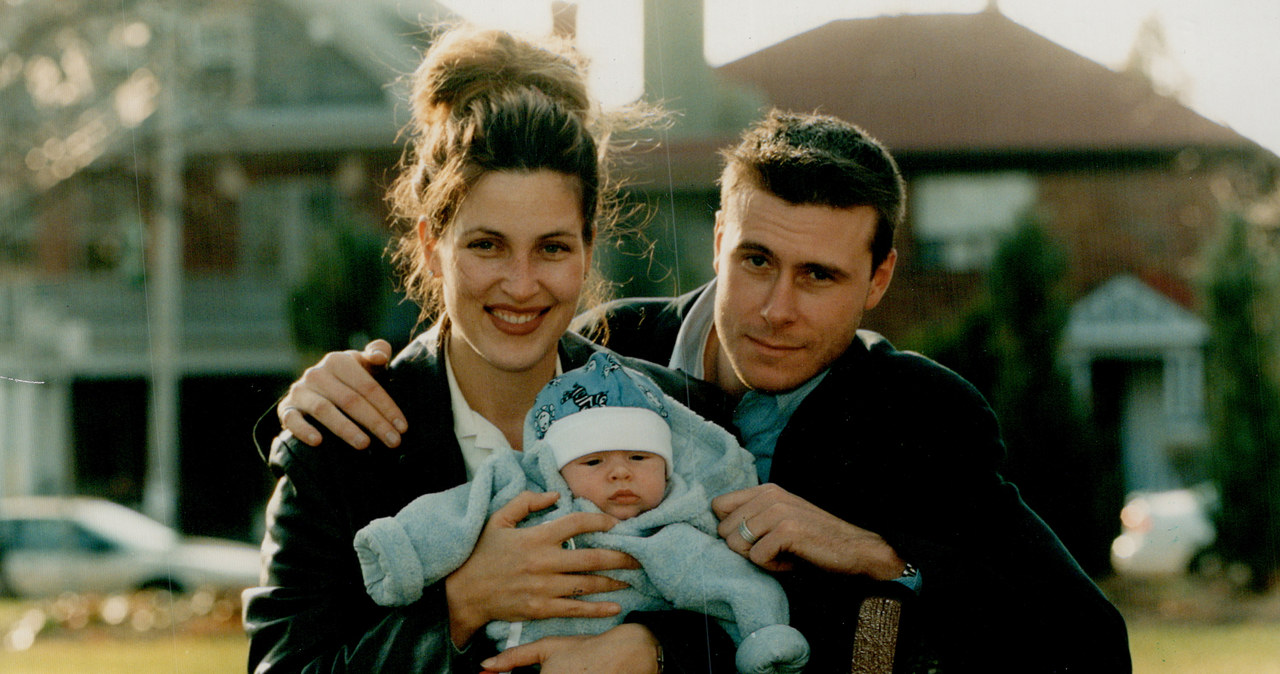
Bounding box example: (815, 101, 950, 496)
(667, 278, 719, 378)
(442, 338, 562, 478)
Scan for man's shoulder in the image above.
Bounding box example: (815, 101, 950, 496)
(840, 330, 987, 402)
(573, 285, 707, 362)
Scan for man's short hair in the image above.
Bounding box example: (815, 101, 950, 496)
(719, 110, 905, 269)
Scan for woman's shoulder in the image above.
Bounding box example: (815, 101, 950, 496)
(265, 430, 378, 487)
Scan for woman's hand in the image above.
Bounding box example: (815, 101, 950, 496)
(444, 491, 639, 646)
(279, 339, 406, 449)
(713, 483, 906, 580)
(481, 623, 662, 674)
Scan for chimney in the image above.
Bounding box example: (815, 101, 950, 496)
(642, 0, 763, 137)
(552, 1, 577, 41)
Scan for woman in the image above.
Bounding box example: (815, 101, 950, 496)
(243, 26, 736, 673)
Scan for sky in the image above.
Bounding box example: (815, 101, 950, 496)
(438, 0, 1280, 156)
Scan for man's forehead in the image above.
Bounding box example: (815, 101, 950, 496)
(722, 187, 876, 259)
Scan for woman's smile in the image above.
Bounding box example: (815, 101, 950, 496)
(488, 305, 549, 334)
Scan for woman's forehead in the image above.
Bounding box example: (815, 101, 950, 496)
(448, 170, 585, 237)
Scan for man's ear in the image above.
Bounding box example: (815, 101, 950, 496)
(712, 210, 725, 274)
(864, 248, 897, 312)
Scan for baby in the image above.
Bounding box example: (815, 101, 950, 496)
(353, 352, 809, 673)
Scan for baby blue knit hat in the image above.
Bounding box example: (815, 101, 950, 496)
(530, 352, 673, 475)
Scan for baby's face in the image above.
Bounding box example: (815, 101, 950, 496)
(560, 450, 667, 520)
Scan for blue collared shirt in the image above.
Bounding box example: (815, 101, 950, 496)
(667, 279, 827, 482)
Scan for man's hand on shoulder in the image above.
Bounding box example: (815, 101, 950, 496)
(279, 339, 406, 449)
(713, 484, 906, 580)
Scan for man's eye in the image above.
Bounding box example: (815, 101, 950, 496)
(543, 242, 571, 255)
(808, 269, 833, 282)
(743, 255, 769, 268)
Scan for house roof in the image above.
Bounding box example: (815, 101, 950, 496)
(715, 10, 1258, 155)
(1064, 274, 1206, 352)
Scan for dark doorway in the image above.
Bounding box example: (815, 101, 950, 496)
(178, 375, 290, 542)
(71, 378, 148, 507)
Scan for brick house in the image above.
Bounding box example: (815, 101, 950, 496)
(617, 3, 1279, 498)
(3, 0, 1276, 540)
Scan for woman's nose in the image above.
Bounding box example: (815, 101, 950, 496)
(502, 255, 539, 300)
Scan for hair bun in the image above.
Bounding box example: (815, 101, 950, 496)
(411, 27, 593, 133)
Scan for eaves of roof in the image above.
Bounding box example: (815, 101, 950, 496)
(716, 11, 1265, 158)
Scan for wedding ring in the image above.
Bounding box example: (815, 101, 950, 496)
(280, 405, 299, 418)
(738, 520, 760, 545)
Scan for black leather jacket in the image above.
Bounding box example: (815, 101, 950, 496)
(244, 331, 738, 673)
(584, 286, 1132, 672)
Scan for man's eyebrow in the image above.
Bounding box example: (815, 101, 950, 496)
(798, 262, 848, 279)
(734, 241, 774, 257)
(736, 240, 851, 278)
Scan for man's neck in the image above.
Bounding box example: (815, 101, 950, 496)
(703, 325, 749, 398)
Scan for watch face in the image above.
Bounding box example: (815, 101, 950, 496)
(902, 562, 918, 577)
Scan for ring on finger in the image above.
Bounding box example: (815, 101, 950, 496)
(280, 405, 299, 419)
(738, 519, 760, 545)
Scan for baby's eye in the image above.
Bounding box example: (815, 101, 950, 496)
(629, 454, 650, 462)
(582, 458, 603, 467)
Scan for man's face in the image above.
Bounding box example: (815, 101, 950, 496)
(710, 184, 896, 395)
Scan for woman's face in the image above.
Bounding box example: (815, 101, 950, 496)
(424, 169, 590, 377)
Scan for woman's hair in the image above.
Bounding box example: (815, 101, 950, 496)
(387, 26, 638, 327)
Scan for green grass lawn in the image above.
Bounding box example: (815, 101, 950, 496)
(1130, 621, 1280, 674)
(2, 601, 1278, 673)
(0, 636, 248, 674)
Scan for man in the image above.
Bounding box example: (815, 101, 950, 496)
(269, 110, 1131, 671)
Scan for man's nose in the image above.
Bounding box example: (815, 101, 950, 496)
(760, 277, 798, 326)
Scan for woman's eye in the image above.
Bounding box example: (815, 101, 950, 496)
(542, 242, 572, 256)
(468, 239, 497, 251)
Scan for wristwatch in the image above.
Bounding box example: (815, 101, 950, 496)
(900, 562, 918, 579)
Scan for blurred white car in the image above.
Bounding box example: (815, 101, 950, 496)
(1110, 485, 1217, 575)
(0, 496, 261, 598)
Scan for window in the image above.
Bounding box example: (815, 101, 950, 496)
(8, 519, 77, 552)
(912, 172, 1037, 272)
